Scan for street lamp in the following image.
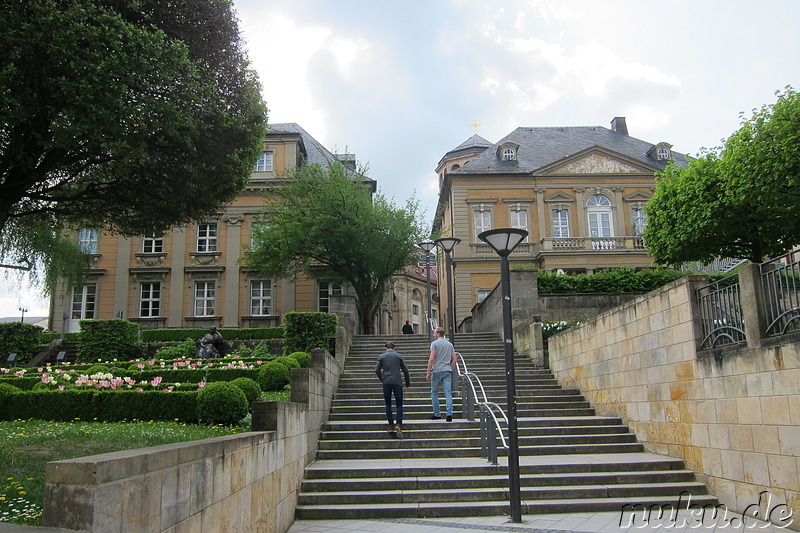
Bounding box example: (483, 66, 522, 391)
(478, 227, 527, 523)
(18, 306, 28, 324)
(418, 240, 436, 341)
(434, 237, 460, 347)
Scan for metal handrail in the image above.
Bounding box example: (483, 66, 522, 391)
(455, 351, 510, 463)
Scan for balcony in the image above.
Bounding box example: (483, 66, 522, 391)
(541, 236, 646, 252)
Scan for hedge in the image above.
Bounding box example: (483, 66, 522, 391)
(0, 389, 199, 423)
(0, 322, 44, 366)
(77, 319, 141, 363)
(141, 327, 284, 342)
(283, 312, 337, 355)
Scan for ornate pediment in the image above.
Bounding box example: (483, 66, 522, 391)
(544, 191, 575, 203)
(550, 152, 648, 175)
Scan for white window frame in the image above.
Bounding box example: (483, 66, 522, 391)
(477, 289, 491, 304)
(473, 208, 492, 241)
(502, 148, 516, 161)
(657, 147, 670, 160)
(79, 228, 99, 253)
(194, 281, 216, 316)
(250, 280, 272, 316)
(139, 282, 161, 317)
(255, 151, 274, 172)
(71, 284, 97, 319)
(587, 195, 614, 237)
(197, 223, 218, 252)
(142, 236, 163, 254)
(552, 209, 570, 238)
(632, 208, 647, 237)
(509, 206, 529, 242)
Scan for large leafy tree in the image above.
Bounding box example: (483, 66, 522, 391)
(644, 87, 800, 264)
(245, 163, 426, 334)
(0, 0, 266, 237)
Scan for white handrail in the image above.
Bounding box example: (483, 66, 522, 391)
(456, 351, 510, 451)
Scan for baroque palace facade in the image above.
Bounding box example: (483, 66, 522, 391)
(48, 124, 437, 335)
(432, 117, 687, 331)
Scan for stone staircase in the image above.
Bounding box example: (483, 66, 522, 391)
(295, 333, 716, 519)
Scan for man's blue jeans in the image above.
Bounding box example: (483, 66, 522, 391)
(383, 383, 404, 425)
(430, 371, 453, 417)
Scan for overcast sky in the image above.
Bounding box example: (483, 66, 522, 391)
(2, 0, 797, 318)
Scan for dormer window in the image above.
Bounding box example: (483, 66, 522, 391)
(648, 142, 672, 161)
(496, 142, 520, 162)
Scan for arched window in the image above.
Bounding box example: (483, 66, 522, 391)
(502, 148, 516, 161)
(587, 195, 613, 237)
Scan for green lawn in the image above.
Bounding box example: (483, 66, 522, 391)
(0, 414, 279, 526)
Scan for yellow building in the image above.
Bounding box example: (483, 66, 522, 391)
(48, 124, 389, 333)
(433, 117, 687, 331)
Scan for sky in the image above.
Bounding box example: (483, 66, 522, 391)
(1, 0, 798, 319)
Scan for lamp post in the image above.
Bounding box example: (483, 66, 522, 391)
(477, 227, 528, 523)
(418, 241, 436, 341)
(434, 237, 460, 347)
(18, 306, 27, 324)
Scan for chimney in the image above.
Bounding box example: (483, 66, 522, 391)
(611, 117, 628, 136)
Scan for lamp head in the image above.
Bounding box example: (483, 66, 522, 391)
(434, 237, 461, 253)
(418, 240, 435, 253)
(478, 228, 528, 257)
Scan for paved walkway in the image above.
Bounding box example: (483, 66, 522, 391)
(288, 509, 789, 533)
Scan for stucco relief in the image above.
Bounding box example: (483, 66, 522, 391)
(558, 154, 639, 174)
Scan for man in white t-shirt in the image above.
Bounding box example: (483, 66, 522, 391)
(426, 327, 457, 421)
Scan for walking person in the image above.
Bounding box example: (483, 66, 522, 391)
(402, 320, 414, 334)
(426, 326, 457, 421)
(375, 341, 410, 438)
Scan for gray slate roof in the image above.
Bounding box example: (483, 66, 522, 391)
(452, 126, 687, 175)
(267, 123, 339, 167)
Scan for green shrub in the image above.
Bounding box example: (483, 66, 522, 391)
(154, 338, 196, 359)
(0, 322, 44, 366)
(230, 377, 261, 403)
(275, 356, 300, 369)
(128, 362, 145, 372)
(84, 364, 111, 375)
(0, 383, 20, 411)
(290, 351, 311, 368)
(535, 267, 689, 295)
(252, 341, 273, 359)
(257, 362, 290, 391)
(77, 319, 140, 363)
(228, 344, 253, 358)
(283, 312, 338, 355)
(0, 390, 199, 423)
(197, 382, 249, 425)
(141, 327, 284, 343)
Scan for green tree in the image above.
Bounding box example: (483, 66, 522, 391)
(644, 87, 800, 264)
(0, 0, 266, 238)
(245, 163, 426, 333)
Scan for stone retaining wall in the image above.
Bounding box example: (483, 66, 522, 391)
(42, 345, 344, 533)
(548, 272, 800, 529)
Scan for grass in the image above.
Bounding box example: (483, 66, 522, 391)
(0, 418, 250, 526)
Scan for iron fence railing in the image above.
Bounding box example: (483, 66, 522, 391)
(456, 352, 508, 465)
(760, 249, 800, 337)
(696, 273, 746, 350)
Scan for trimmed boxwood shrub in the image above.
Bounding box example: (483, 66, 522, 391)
(154, 339, 196, 359)
(283, 312, 338, 355)
(290, 351, 311, 368)
(0, 382, 20, 411)
(230, 377, 261, 404)
(0, 322, 44, 366)
(141, 327, 284, 343)
(85, 364, 111, 375)
(275, 356, 300, 370)
(257, 362, 290, 392)
(197, 382, 249, 425)
(0, 390, 199, 423)
(77, 319, 141, 363)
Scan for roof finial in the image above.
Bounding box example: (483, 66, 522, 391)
(469, 120, 481, 132)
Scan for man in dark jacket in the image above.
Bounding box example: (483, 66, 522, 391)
(375, 341, 411, 438)
(402, 320, 414, 334)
